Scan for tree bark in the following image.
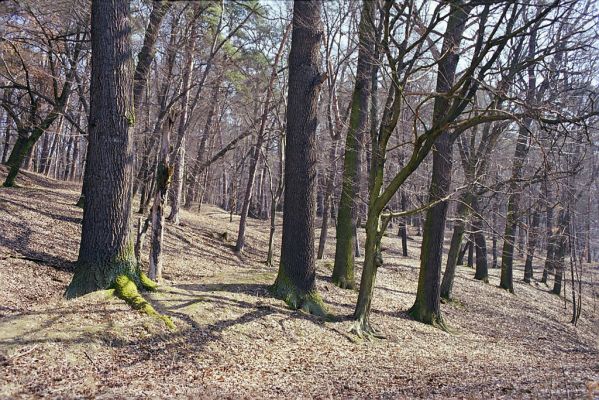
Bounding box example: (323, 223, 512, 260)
(271, 0, 326, 316)
(409, 2, 470, 328)
(524, 210, 540, 283)
(332, 0, 374, 289)
(66, 0, 157, 301)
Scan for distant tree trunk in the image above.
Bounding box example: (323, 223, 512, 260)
(66, 0, 155, 299)
(542, 182, 554, 284)
(149, 115, 174, 281)
(235, 25, 289, 252)
(398, 191, 408, 257)
(552, 208, 569, 295)
(185, 80, 221, 208)
(409, 2, 471, 327)
(271, 0, 326, 316)
(332, 0, 374, 289)
(467, 231, 474, 268)
(524, 210, 540, 283)
(472, 198, 488, 282)
(2, 112, 10, 164)
(440, 194, 470, 300)
(316, 137, 339, 259)
(499, 119, 532, 293)
(167, 32, 196, 225)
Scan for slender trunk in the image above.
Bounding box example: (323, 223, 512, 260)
(409, 2, 471, 327)
(149, 117, 173, 281)
(167, 33, 196, 225)
(472, 198, 488, 282)
(524, 211, 540, 283)
(440, 194, 470, 300)
(332, 0, 374, 289)
(398, 190, 408, 257)
(2, 110, 11, 164)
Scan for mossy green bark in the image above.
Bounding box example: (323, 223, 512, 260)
(113, 274, 174, 329)
(270, 268, 328, 317)
(66, 247, 172, 329)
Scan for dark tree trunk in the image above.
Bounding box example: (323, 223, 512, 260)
(467, 232, 474, 268)
(332, 0, 374, 289)
(398, 191, 408, 257)
(409, 3, 470, 327)
(524, 210, 540, 283)
(271, 0, 326, 316)
(472, 199, 488, 282)
(66, 0, 155, 299)
(440, 193, 470, 300)
(133, 1, 172, 115)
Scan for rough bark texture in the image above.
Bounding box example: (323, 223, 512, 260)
(409, 3, 470, 328)
(66, 0, 141, 297)
(271, 0, 326, 316)
(332, 0, 374, 289)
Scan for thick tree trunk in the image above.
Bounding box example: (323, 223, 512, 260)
(271, 0, 326, 316)
(66, 0, 158, 302)
(332, 0, 374, 289)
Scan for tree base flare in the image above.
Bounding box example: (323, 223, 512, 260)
(349, 317, 386, 341)
(331, 275, 355, 290)
(408, 304, 450, 332)
(270, 276, 328, 318)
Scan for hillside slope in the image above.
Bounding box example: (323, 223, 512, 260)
(1, 166, 598, 399)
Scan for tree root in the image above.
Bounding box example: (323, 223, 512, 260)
(349, 318, 386, 341)
(113, 274, 175, 329)
(332, 275, 356, 290)
(270, 277, 328, 318)
(408, 305, 450, 332)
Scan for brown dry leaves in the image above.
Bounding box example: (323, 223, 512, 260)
(1, 166, 598, 399)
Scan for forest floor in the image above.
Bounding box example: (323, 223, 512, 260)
(1, 166, 598, 399)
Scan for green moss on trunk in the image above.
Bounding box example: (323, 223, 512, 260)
(270, 269, 327, 317)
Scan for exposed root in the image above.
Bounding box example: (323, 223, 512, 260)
(113, 274, 175, 329)
(139, 271, 158, 291)
(349, 318, 386, 341)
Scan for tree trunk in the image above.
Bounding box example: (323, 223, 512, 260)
(148, 116, 174, 281)
(472, 198, 488, 282)
(316, 137, 339, 259)
(1, 109, 11, 164)
(66, 0, 158, 301)
(499, 119, 532, 292)
(440, 194, 470, 300)
(332, 0, 374, 289)
(524, 210, 540, 283)
(409, 3, 470, 328)
(271, 0, 326, 316)
(167, 32, 196, 225)
(398, 190, 408, 257)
